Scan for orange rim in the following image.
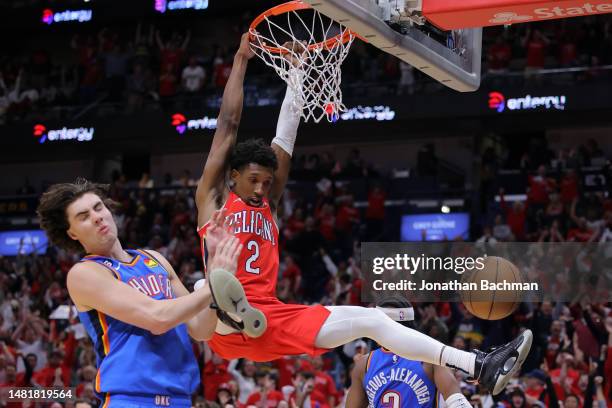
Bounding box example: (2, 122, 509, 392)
(249, 0, 356, 54)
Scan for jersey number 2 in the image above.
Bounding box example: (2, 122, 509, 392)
(245, 240, 260, 274)
(381, 391, 401, 408)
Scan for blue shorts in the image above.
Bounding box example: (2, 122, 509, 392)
(103, 394, 192, 408)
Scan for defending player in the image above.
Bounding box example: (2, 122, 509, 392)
(196, 33, 532, 396)
(37, 179, 257, 407)
(346, 299, 472, 408)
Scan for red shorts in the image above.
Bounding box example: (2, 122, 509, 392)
(209, 297, 331, 362)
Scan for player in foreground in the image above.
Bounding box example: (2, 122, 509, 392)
(346, 298, 472, 408)
(196, 33, 533, 396)
(37, 179, 259, 407)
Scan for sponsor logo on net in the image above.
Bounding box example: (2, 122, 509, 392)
(490, 2, 612, 24)
(33, 124, 94, 144)
(488, 92, 566, 113)
(42, 8, 92, 24)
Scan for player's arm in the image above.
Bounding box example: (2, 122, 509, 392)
(67, 262, 213, 336)
(196, 33, 254, 227)
(346, 353, 369, 408)
(433, 365, 471, 408)
(269, 46, 305, 213)
(145, 250, 217, 341)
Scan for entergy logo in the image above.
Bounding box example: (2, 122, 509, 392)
(172, 112, 217, 134)
(172, 113, 187, 134)
(155, 0, 208, 13)
(33, 124, 94, 143)
(41, 8, 92, 24)
(488, 91, 566, 112)
(488, 92, 506, 112)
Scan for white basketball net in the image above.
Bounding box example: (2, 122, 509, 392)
(250, 7, 355, 123)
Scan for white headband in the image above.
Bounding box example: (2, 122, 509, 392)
(376, 306, 415, 322)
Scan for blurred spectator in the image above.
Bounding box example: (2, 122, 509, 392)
(246, 372, 284, 408)
(156, 30, 191, 74)
(311, 356, 337, 407)
(523, 28, 550, 71)
(487, 35, 512, 73)
(227, 359, 256, 404)
(182, 56, 206, 93)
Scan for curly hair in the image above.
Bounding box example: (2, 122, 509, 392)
(37, 178, 116, 253)
(229, 139, 278, 172)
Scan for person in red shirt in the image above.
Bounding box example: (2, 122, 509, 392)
(487, 36, 512, 72)
(311, 355, 337, 407)
(0, 362, 26, 408)
(366, 186, 385, 240)
(289, 371, 330, 408)
(274, 356, 299, 389)
(203, 352, 233, 402)
(32, 349, 71, 387)
(156, 30, 190, 74)
(285, 208, 306, 240)
(522, 28, 549, 70)
(549, 353, 582, 401)
(545, 321, 568, 368)
(558, 34, 578, 67)
(246, 373, 284, 408)
(214, 56, 233, 89)
(499, 188, 527, 241)
(317, 203, 336, 242)
(0, 362, 22, 387)
(159, 64, 178, 98)
(528, 165, 555, 207)
(336, 195, 359, 234)
(279, 256, 302, 300)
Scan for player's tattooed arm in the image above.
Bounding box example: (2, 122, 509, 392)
(346, 353, 369, 408)
(196, 33, 254, 227)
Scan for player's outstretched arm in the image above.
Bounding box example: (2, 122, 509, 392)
(346, 354, 369, 408)
(433, 365, 471, 407)
(143, 249, 217, 341)
(196, 33, 254, 227)
(270, 44, 305, 213)
(67, 261, 214, 336)
(269, 85, 301, 213)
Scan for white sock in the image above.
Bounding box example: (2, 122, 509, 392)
(316, 306, 475, 375)
(441, 346, 476, 376)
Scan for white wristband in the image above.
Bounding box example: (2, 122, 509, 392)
(445, 393, 471, 408)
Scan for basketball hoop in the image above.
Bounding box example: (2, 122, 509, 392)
(249, 1, 357, 123)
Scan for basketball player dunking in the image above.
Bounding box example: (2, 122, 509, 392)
(196, 33, 533, 396)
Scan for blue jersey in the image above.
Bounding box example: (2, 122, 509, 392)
(363, 349, 438, 408)
(78, 249, 199, 408)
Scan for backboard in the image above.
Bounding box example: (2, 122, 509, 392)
(302, 0, 482, 92)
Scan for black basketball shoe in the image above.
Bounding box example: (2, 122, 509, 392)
(470, 329, 533, 395)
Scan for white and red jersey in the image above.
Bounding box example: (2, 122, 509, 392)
(198, 191, 279, 299)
